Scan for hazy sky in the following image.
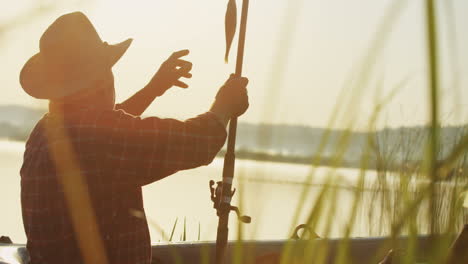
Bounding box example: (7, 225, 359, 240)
(1, 0, 467, 130)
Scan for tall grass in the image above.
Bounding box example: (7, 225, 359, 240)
(146, 0, 468, 263)
(216, 0, 468, 263)
(33, 0, 465, 263)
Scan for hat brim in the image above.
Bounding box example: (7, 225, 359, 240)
(20, 38, 133, 100)
(107, 38, 133, 67)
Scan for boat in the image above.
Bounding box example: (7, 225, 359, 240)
(0, 236, 436, 264)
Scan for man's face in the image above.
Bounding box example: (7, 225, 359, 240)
(51, 70, 116, 110)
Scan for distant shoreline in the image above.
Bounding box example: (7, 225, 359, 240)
(1, 105, 467, 173)
(0, 139, 444, 173)
(0, 139, 378, 170)
(216, 149, 462, 174)
(217, 149, 386, 171)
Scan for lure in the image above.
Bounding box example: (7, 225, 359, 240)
(224, 0, 237, 63)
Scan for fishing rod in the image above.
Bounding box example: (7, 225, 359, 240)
(209, 0, 251, 264)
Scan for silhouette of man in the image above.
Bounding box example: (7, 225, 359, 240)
(19, 12, 248, 264)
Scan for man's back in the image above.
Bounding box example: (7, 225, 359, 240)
(20, 106, 227, 264)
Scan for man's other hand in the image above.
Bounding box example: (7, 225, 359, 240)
(147, 49, 193, 96)
(210, 74, 249, 126)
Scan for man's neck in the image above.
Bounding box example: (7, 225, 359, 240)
(49, 100, 114, 114)
(49, 84, 115, 114)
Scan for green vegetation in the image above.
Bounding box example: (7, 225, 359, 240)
(145, 2, 468, 264)
(2, 0, 466, 263)
(199, 1, 468, 263)
(143, 1, 468, 263)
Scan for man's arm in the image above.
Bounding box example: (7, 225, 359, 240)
(117, 50, 192, 116)
(106, 75, 249, 186)
(105, 111, 228, 186)
(116, 84, 163, 116)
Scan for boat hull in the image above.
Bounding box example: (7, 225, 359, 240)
(0, 236, 436, 264)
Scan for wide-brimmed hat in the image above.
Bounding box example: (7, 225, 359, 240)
(20, 12, 132, 100)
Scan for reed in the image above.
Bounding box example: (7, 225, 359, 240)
(12, 0, 464, 263)
(220, 0, 468, 264)
(144, 0, 468, 263)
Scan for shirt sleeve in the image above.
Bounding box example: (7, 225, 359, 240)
(114, 103, 129, 114)
(105, 110, 227, 186)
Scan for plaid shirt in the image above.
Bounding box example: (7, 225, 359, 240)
(20, 104, 227, 264)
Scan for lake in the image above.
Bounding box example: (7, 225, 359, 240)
(0, 140, 405, 243)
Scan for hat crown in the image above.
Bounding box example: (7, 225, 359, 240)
(39, 12, 103, 64)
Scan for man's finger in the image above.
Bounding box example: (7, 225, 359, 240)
(174, 80, 189, 88)
(238, 77, 249, 86)
(169, 49, 190, 60)
(241, 87, 248, 95)
(175, 66, 192, 78)
(182, 72, 192, 78)
(174, 59, 193, 71)
(229, 77, 249, 87)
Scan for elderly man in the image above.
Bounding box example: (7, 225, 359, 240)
(19, 12, 248, 264)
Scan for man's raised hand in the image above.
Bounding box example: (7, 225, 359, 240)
(147, 49, 193, 96)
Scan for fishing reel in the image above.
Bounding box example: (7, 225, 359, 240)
(209, 180, 251, 224)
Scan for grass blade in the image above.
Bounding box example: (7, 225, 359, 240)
(169, 217, 178, 242)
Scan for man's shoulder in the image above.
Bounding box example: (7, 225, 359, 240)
(25, 108, 131, 142)
(25, 114, 48, 147)
(57, 107, 139, 128)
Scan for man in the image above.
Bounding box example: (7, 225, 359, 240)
(19, 12, 249, 264)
